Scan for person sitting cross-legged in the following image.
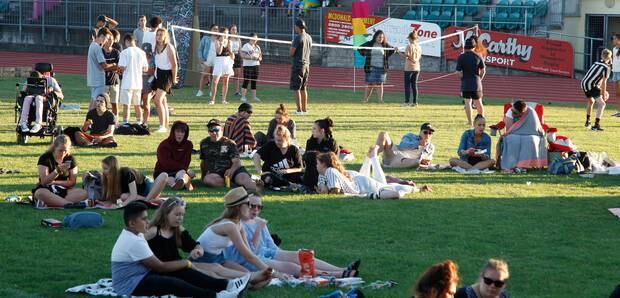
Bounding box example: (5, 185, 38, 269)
(74, 94, 117, 147)
(449, 114, 495, 172)
(201, 119, 257, 192)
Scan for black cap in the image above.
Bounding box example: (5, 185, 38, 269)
(238, 103, 253, 113)
(141, 43, 152, 53)
(464, 37, 476, 49)
(97, 15, 106, 22)
(207, 119, 221, 128)
(295, 19, 307, 30)
(420, 122, 435, 132)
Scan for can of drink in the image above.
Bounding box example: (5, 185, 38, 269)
(225, 176, 231, 188)
(298, 249, 315, 277)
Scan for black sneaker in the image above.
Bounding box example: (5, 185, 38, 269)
(591, 124, 604, 131)
(584, 121, 591, 128)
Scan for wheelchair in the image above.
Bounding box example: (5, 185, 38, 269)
(14, 63, 63, 145)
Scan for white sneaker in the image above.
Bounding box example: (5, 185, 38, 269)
(196, 90, 204, 97)
(216, 290, 237, 298)
(612, 111, 620, 117)
(252, 97, 261, 102)
(156, 126, 168, 133)
(401, 103, 409, 107)
(20, 123, 29, 132)
(226, 273, 250, 294)
(294, 111, 304, 115)
(240, 96, 248, 103)
(30, 123, 42, 133)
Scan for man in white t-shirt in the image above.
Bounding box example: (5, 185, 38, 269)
(111, 201, 248, 297)
(141, 16, 163, 56)
(118, 34, 149, 125)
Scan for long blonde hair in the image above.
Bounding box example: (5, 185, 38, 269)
(149, 197, 186, 246)
(101, 155, 121, 202)
(155, 28, 169, 49)
(206, 204, 242, 228)
(274, 125, 292, 143)
(47, 135, 72, 155)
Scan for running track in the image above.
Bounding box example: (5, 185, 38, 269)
(1, 50, 610, 103)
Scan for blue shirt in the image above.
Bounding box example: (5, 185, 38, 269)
(457, 129, 491, 160)
(224, 221, 278, 271)
(198, 36, 212, 61)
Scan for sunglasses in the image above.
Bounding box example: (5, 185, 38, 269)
(422, 130, 433, 135)
(165, 197, 185, 207)
(249, 203, 263, 210)
(208, 128, 220, 133)
(483, 277, 506, 288)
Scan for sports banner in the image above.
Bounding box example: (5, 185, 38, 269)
(443, 26, 574, 77)
(323, 10, 385, 44)
(367, 18, 442, 57)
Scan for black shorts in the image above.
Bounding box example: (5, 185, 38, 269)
(32, 184, 68, 198)
(467, 156, 484, 165)
(290, 65, 309, 91)
(210, 166, 249, 181)
(584, 87, 601, 98)
(152, 68, 173, 94)
(461, 91, 482, 100)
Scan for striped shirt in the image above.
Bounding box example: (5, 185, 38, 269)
(318, 167, 360, 194)
(581, 61, 610, 92)
(223, 114, 256, 152)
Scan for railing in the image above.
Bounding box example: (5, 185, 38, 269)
(0, 0, 153, 43)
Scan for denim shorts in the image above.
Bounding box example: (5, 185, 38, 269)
(365, 66, 386, 84)
(611, 72, 620, 82)
(191, 251, 226, 264)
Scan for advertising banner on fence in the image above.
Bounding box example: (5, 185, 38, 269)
(443, 26, 574, 77)
(323, 10, 384, 44)
(367, 18, 442, 57)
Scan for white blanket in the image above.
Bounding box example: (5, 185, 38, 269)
(66, 278, 175, 298)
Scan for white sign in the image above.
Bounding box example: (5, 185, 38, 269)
(368, 18, 442, 57)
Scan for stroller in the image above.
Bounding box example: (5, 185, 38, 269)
(14, 63, 63, 145)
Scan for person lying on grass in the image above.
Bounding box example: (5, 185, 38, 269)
(100, 155, 167, 206)
(224, 193, 360, 277)
(316, 147, 431, 200)
(455, 258, 511, 298)
(449, 114, 495, 171)
(412, 259, 460, 298)
(111, 200, 247, 298)
(33, 135, 89, 208)
(374, 123, 435, 169)
(154, 121, 195, 191)
(192, 187, 275, 288)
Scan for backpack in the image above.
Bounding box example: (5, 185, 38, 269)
(63, 212, 104, 229)
(83, 170, 103, 200)
(114, 123, 150, 135)
(548, 155, 584, 175)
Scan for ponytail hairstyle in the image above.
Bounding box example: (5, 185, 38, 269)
(314, 117, 334, 140)
(601, 48, 612, 64)
(317, 152, 351, 180)
(275, 103, 289, 120)
(408, 31, 418, 42)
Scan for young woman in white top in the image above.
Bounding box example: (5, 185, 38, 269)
(210, 27, 235, 105)
(317, 146, 428, 199)
(611, 34, 620, 117)
(229, 25, 243, 97)
(192, 187, 274, 288)
(240, 32, 262, 102)
(399, 31, 422, 107)
(151, 28, 178, 133)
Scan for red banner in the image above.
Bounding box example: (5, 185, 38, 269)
(444, 27, 574, 77)
(323, 10, 384, 44)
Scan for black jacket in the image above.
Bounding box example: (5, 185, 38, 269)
(358, 40, 396, 73)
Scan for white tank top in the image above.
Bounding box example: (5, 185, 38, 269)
(155, 44, 173, 70)
(613, 48, 620, 72)
(197, 220, 234, 255)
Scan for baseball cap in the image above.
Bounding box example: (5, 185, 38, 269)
(141, 43, 152, 53)
(464, 37, 476, 49)
(238, 103, 253, 113)
(295, 19, 307, 30)
(420, 122, 435, 132)
(207, 118, 221, 128)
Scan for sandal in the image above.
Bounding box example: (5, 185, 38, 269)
(347, 259, 361, 271)
(173, 179, 185, 190)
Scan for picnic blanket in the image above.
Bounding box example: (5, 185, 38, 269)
(501, 106, 547, 169)
(451, 167, 495, 174)
(609, 208, 620, 219)
(66, 278, 175, 297)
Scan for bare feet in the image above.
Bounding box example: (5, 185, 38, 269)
(249, 267, 273, 289)
(420, 185, 432, 192)
(186, 181, 194, 192)
(367, 145, 379, 158)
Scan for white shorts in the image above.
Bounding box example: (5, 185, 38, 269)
(212, 56, 234, 77)
(104, 85, 119, 105)
(120, 89, 142, 106)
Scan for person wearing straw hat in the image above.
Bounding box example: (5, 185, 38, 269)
(289, 18, 312, 115)
(456, 36, 486, 127)
(192, 187, 275, 288)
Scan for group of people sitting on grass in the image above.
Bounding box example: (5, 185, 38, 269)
(111, 188, 361, 297)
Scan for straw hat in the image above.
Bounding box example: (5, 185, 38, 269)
(224, 187, 250, 207)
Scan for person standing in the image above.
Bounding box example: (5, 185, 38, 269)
(400, 31, 421, 107)
(87, 28, 117, 110)
(118, 33, 149, 125)
(229, 25, 243, 97)
(582, 48, 612, 131)
(210, 27, 235, 105)
(133, 15, 148, 47)
(358, 30, 396, 103)
(610, 34, 620, 117)
(142, 16, 163, 55)
(456, 37, 486, 127)
(240, 32, 262, 103)
(152, 28, 178, 133)
(102, 33, 121, 120)
(289, 19, 312, 115)
(197, 24, 219, 97)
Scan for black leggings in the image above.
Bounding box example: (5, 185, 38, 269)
(242, 66, 259, 90)
(132, 268, 228, 298)
(404, 71, 419, 104)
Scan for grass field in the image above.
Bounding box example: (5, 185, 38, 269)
(1, 74, 620, 298)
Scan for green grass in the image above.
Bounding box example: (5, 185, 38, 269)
(1, 74, 620, 297)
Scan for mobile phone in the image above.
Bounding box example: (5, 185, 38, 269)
(41, 218, 63, 228)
